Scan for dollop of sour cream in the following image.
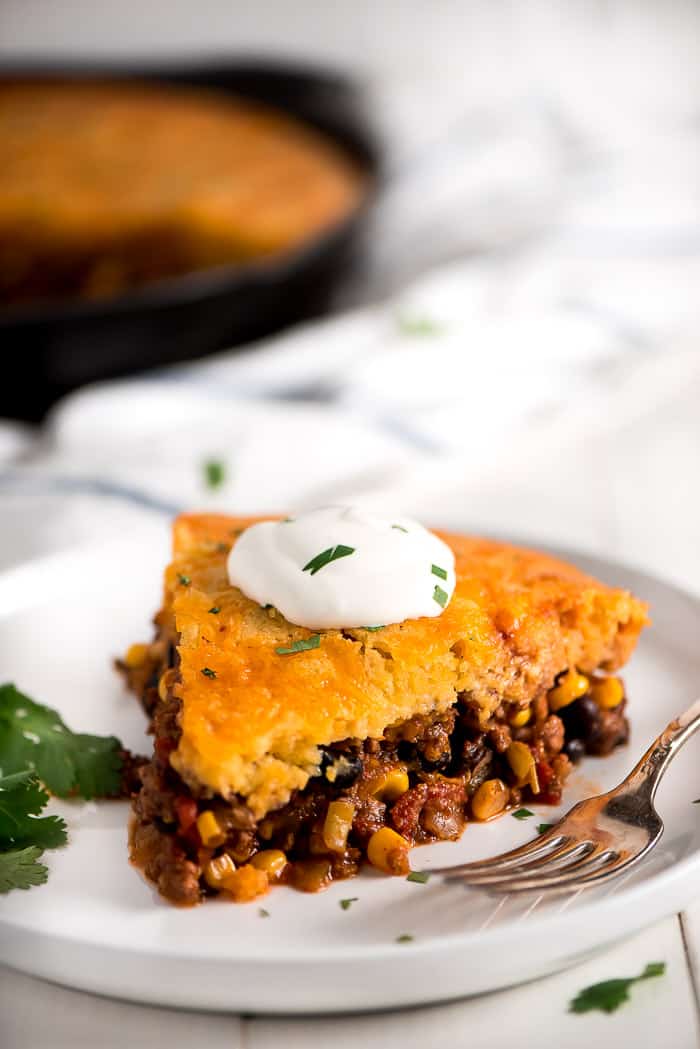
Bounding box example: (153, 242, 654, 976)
(227, 506, 456, 630)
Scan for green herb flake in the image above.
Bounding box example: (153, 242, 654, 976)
(208, 607, 221, 615)
(275, 635, 321, 656)
(396, 934, 414, 944)
(537, 823, 553, 835)
(302, 545, 355, 576)
(362, 625, 384, 632)
(512, 808, 534, 821)
(0, 683, 123, 799)
(391, 524, 408, 533)
(432, 584, 448, 608)
(340, 897, 358, 911)
(406, 871, 430, 884)
(204, 459, 226, 490)
(177, 574, 191, 587)
(569, 962, 666, 1015)
(201, 667, 217, 679)
(397, 314, 443, 337)
(258, 908, 270, 918)
(431, 564, 448, 580)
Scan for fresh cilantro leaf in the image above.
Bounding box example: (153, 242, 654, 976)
(406, 871, 430, 884)
(0, 771, 67, 850)
(0, 684, 122, 799)
(0, 845, 48, 893)
(362, 626, 384, 632)
(512, 808, 534, 820)
(570, 962, 666, 1014)
(275, 635, 321, 656)
(340, 897, 358, 911)
(258, 908, 270, 918)
(208, 607, 221, 615)
(177, 574, 191, 586)
(204, 460, 226, 489)
(201, 668, 217, 679)
(396, 933, 414, 943)
(302, 545, 355, 576)
(537, 823, 553, 835)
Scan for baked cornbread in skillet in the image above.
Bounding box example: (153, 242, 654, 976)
(0, 80, 365, 305)
(120, 513, 647, 904)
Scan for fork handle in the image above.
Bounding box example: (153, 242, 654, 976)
(627, 696, 700, 800)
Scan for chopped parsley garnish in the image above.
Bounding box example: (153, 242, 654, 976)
(0, 683, 123, 798)
(396, 933, 414, 943)
(570, 962, 666, 1014)
(391, 524, 408, 533)
(204, 459, 226, 490)
(362, 625, 384, 632)
(431, 564, 447, 580)
(177, 574, 191, 586)
(258, 908, 270, 918)
(537, 823, 553, 835)
(275, 635, 321, 656)
(201, 667, 217, 679)
(302, 545, 355, 576)
(432, 584, 448, 608)
(512, 808, 534, 820)
(397, 314, 443, 336)
(406, 871, 430, 884)
(340, 897, 358, 911)
(208, 606, 221, 615)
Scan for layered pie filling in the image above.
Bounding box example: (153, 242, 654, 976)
(116, 507, 646, 902)
(119, 507, 640, 906)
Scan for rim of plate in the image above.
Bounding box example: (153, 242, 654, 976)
(1, 535, 699, 963)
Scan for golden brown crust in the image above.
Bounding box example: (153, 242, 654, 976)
(165, 514, 648, 818)
(0, 80, 365, 304)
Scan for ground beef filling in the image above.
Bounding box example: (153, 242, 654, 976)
(125, 643, 629, 905)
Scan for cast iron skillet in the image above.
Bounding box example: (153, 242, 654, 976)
(0, 59, 379, 421)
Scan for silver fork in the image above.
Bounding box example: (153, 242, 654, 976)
(433, 697, 700, 894)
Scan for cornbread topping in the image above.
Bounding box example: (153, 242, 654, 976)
(226, 506, 457, 630)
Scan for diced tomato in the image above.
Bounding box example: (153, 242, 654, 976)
(534, 761, 562, 805)
(174, 796, 198, 833)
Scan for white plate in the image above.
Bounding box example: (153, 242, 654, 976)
(1, 533, 699, 1014)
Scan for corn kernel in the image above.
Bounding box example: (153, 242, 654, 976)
(204, 852, 236, 889)
(367, 827, 410, 875)
(471, 778, 509, 821)
(506, 741, 539, 792)
(509, 707, 531, 728)
(372, 768, 410, 803)
(196, 810, 226, 848)
(250, 850, 288, 881)
(322, 800, 356, 853)
(124, 643, 149, 669)
(590, 676, 624, 710)
(548, 669, 589, 711)
(222, 864, 269, 902)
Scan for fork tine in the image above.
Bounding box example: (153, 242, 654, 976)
(476, 850, 625, 894)
(431, 832, 569, 878)
(450, 840, 597, 885)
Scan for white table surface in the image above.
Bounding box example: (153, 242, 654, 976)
(2, 0, 700, 1044)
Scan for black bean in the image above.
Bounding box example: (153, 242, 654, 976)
(564, 737, 586, 764)
(319, 750, 363, 787)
